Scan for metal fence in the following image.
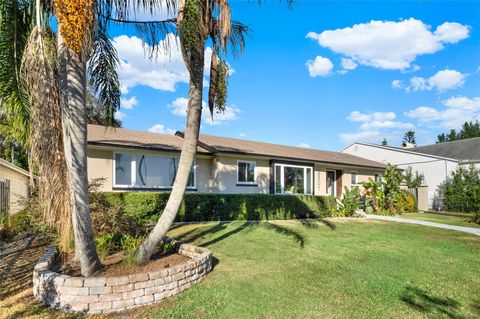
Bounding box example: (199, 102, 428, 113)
(0, 179, 10, 220)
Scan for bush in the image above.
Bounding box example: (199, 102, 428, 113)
(439, 165, 480, 213)
(98, 193, 336, 223)
(95, 232, 143, 264)
(394, 190, 417, 214)
(331, 186, 362, 217)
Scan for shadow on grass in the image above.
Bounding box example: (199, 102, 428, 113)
(200, 222, 256, 247)
(263, 222, 305, 248)
(174, 219, 336, 251)
(471, 301, 480, 315)
(401, 285, 464, 319)
(300, 218, 336, 230)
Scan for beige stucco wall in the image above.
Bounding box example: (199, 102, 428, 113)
(87, 146, 383, 196)
(87, 147, 213, 192)
(0, 163, 30, 213)
(88, 148, 114, 191)
(208, 155, 270, 194)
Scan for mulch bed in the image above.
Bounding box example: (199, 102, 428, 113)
(61, 250, 190, 277)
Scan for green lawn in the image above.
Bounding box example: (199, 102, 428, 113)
(2, 219, 479, 319)
(121, 219, 480, 319)
(399, 212, 480, 228)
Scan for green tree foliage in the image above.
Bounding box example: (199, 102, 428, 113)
(362, 164, 414, 215)
(436, 121, 480, 143)
(333, 186, 362, 217)
(403, 167, 425, 189)
(439, 165, 480, 215)
(381, 138, 388, 146)
(403, 130, 416, 145)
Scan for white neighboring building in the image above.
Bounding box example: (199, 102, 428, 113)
(342, 138, 480, 209)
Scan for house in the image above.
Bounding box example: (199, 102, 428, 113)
(87, 125, 386, 196)
(0, 158, 32, 215)
(341, 138, 480, 209)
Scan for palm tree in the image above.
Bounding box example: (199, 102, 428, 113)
(106, 0, 252, 264)
(1, 0, 122, 276)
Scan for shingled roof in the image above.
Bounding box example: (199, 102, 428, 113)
(88, 125, 386, 169)
(411, 137, 480, 161)
(87, 125, 211, 153)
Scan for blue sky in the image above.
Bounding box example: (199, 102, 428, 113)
(108, 1, 480, 151)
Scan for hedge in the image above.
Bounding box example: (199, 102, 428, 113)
(99, 192, 336, 222)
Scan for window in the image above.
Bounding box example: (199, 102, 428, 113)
(237, 161, 256, 184)
(374, 173, 381, 182)
(114, 153, 195, 188)
(274, 164, 313, 195)
(351, 171, 357, 185)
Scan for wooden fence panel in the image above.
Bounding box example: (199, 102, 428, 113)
(0, 179, 10, 220)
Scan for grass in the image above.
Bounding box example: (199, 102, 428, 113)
(2, 219, 479, 319)
(399, 212, 480, 228)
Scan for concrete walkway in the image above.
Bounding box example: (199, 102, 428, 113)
(366, 214, 480, 237)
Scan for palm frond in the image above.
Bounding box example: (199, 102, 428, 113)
(98, 0, 177, 24)
(225, 19, 250, 57)
(88, 23, 121, 127)
(0, 0, 34, 146)
(21, 26, 72, 253)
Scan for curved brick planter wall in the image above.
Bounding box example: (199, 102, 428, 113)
(33, 242, 212, 314)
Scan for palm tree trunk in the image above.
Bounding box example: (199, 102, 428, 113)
(136, 43, 205, 264)
(63, 46, 102, 276)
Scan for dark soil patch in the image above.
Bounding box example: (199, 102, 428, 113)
(61, 251, 190, 277)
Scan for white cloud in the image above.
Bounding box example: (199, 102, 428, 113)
(306, 56, 334, 77)
(347, 111, 396, 122)
(239, 133, 246, 137)
(148, 124, 176, 135)
(298, 143, 311, 148)
(120, 96, 138, 110)
(114, 111, 126, 121)
(342, 110, 414, 144)
(359, 120, 414, 130)
(405, 95, 480, 128)
(113, 34, 212, 94)
(341, 58, 357, 70)
(407, 69, 466, 92)
(168, 97, 241, 125)
(307, 18, 470, 70)
(391, 79, 403, 89)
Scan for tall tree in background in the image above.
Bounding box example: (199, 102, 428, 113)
(381, 138, 388, 146)
(437, 121, 480, 143)
(403, 130, 416, 146)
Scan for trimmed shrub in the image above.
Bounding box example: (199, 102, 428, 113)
(98, 193, 336, 223)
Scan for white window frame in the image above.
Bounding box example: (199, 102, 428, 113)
(113, 151, 196, 189)
(351, 171, 357, 185)
(326, 170, 336, 196)
(274, 163, 313, 195)
(237, 160, 257, 185)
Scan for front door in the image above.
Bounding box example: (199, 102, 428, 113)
(326, 171, 336, 196)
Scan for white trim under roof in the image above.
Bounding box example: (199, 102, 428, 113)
(341, 142, 461, 163)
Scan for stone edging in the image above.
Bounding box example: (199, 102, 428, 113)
(33, 240, 212, 314)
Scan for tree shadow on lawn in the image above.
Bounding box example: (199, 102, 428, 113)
(175, 219, 336, 251)
(401, 285, 464, 319)
(263, 222, 306, 248)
